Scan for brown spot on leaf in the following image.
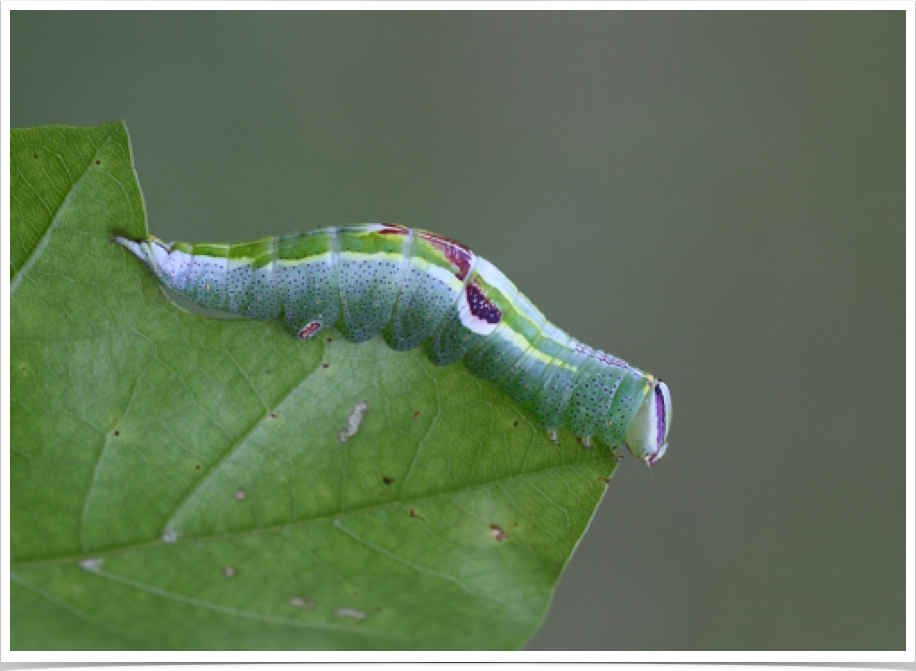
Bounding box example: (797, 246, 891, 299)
(490, 524, 509, 542)
(383, 477, 394, 485)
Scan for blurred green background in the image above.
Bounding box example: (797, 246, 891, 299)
(11, 11, 905, 650)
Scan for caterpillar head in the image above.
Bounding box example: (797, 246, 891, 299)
(624, 379, 672, 465)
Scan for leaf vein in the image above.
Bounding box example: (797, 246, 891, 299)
(11, 572, 148, 645)
(11, 128, 117, 294)
(332, 520, 505, 604)
(78, 565, 403, 638)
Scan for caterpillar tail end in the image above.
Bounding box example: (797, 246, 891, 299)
(111, 234, 143, 255)
(112, 234, 167, 276)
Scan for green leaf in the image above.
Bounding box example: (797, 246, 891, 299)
(10, 122, 617, 650)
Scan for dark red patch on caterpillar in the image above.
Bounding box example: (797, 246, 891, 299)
(418, 230, 474, 280)
(298, 322, 322, 339)
(467, 282, 501, 324)
(378, 223, 410, 236)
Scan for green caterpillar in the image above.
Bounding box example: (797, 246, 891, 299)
(114, 224, 671, 463)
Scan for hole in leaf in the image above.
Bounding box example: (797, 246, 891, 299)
(339, 401, 368, 443)
(335, 608, 367, 620)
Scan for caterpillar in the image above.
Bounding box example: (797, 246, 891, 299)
(114, 224, 671, 463)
